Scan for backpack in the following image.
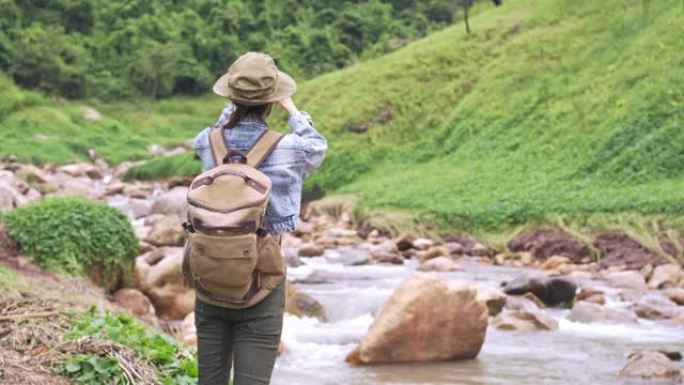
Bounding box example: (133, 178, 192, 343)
(182, 127, 286, 309)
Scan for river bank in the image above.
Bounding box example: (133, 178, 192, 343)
(1, 157, 684, 384)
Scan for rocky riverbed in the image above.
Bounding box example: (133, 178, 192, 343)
(1, 156, 684, 384)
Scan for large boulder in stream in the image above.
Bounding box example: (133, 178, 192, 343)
(502, 272, 577, 308)
(346, 274, 488, 364)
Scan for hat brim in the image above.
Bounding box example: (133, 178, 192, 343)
(212, 71, 297, 105)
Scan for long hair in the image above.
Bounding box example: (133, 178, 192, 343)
(222, 103, 272, 129)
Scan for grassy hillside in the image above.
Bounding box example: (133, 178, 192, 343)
(2, 0, 684, 231)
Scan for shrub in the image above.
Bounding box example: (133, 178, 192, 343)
(3, 198, 138, 291)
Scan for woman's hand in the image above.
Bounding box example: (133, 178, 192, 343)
(276, 97, 299, 115)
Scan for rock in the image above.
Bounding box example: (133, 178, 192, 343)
(492, 310, 559, 332)
(298, 243, 325, 257)
(648, 264, 684, 289)
(640, 264, 654, 281)
(0, 180, 18, 212)
(285, 283, 327, 322)
(568, 301, 638, 324)
(144, 216, 185, 247)
(604, 270, 647, 290)
(442, 234, 492, 256)
(181, 312, 197, 346)
(15, 164, 50, 184)
(619, 351, 682, 380)
(113, 288, 155, 317)
(167, 176, 193, 189)
(418, 246, 449, 262)
(105, 181, 126, 195)
(503, 272, 577, 308)
(346, 274, 487, 364)
(324, 228, 358, 239)
(505, 295, 543, 312)
(576, 290, 606, 305)
(60, 176, 99, 198)
(282, 247, 302, 267)
(412, 238, 434, 250)
(369, 241, 404, 264)
(394, 234, 416, 251)
(540, 255, 572, 270)
(59, 163, 87, 177)
(108, 197, 152, 219)
(123, 184, 151, 199)
(325, 247, 370, 266)
(371, 251, 404, 264)
(664, 287, 684, 306)
(633, 294, 683, 320)
(83, 107, 102, 121)
(291, 269, 372, 284)
(443, 242, 465, 255)
(594, 231, 669, 270)
(508, 230, 592, 263)
(475, 285, 507, 316)
(149, 187, 188, 218)
(84, 165, 103, 179)
(313, 234, 338, 248)
(418, 256, 461, 272)
(138, 247, 194, 320)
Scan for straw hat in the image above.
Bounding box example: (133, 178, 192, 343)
(212, 52, 296, 105)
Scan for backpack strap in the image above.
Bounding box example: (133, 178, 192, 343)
(208, 127, 229, 166)
(246, 130, 283, 167)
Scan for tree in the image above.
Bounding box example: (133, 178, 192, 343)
(459, 0, 503, 34)
(132, 42, 182, 100)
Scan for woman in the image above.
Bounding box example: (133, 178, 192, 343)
(191, 52, 327, 385)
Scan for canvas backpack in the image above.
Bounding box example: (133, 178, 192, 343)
(182, 127, 286, 309)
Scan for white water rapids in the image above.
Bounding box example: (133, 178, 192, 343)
(272, 251, 684, 385)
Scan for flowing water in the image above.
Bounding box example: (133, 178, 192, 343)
(272, 250, 684, 385)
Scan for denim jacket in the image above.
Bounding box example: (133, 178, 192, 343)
(192, 103, 327, 235)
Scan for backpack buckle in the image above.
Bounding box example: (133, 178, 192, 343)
(223, 150, 247, 164)
(182, 221, 195, 233)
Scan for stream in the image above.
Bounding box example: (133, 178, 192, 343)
(272, 249, 684, 385)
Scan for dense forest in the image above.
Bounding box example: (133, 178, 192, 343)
(0, 0, 484, 100)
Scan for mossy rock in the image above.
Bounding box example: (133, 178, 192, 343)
(3, 197, 138, 291)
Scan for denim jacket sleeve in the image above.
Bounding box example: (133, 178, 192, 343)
(285, 111, 327, 178)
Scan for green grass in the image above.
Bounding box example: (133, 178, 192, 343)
(2, 0, 684, 233)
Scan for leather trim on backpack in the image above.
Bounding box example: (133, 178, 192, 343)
(188, 197, 266, 214)
(194, 270, 262, 306)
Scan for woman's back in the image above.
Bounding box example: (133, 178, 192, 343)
(193, 102, 327, 235)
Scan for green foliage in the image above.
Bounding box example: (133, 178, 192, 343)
(61, 355, 124, 385)
(2, 0, 684, 234)
(3, 198, 138, 291)
(0, 0, 467, 100)
(64, 308, 197, 384)
(125, 152, 201, 181)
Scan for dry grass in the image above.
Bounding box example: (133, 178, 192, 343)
(0, 265, 163, 385)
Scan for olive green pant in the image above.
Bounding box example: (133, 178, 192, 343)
(194, 280, 285, 385)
